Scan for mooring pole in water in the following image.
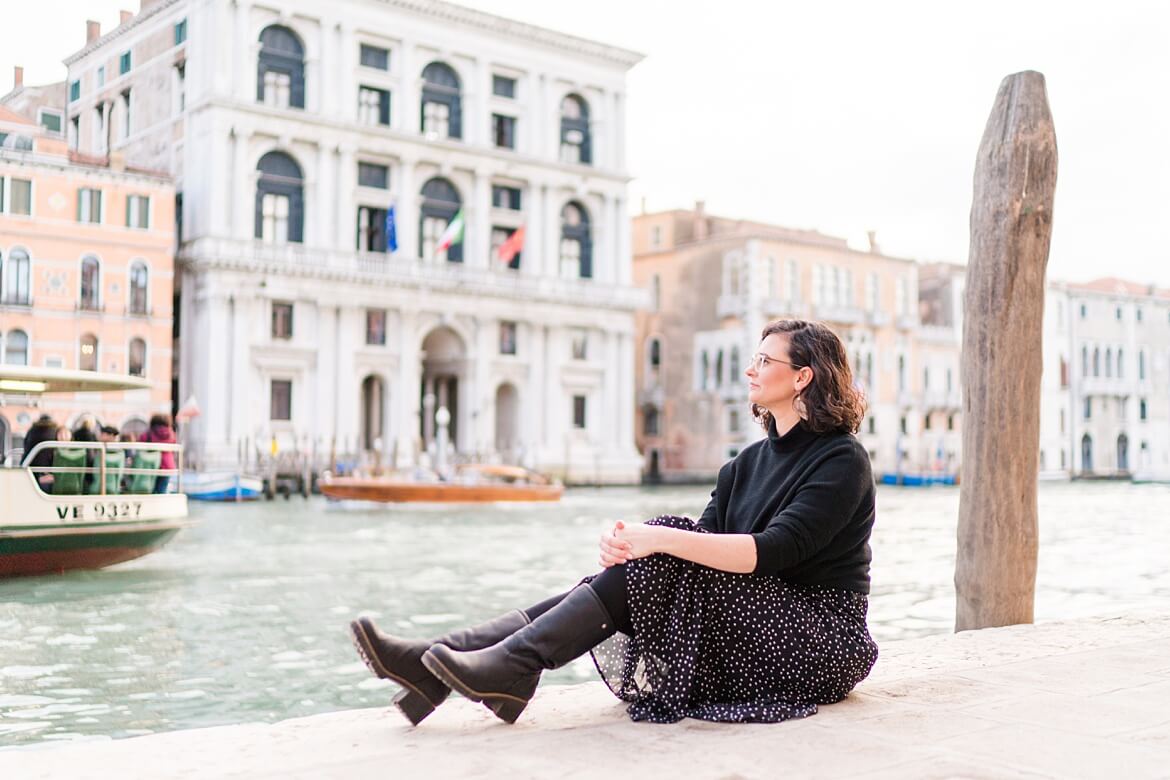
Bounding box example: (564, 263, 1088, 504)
(956, 71, 1058, 632)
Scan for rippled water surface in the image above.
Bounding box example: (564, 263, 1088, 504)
(2, 482, 1168, 746)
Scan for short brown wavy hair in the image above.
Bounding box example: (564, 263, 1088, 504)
(751, 319, 867, 435)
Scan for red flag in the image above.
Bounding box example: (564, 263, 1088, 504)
(497, 225, 525, 265)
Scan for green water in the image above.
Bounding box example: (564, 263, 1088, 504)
(2, 482, 1168, 747)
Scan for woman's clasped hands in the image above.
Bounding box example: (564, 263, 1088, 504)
(598, 520, 661, 568)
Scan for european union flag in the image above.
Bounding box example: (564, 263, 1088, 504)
(385, 205, 399, 253)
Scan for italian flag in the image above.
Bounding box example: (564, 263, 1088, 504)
(435, 210, 465, 254)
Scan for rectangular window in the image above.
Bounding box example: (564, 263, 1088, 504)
(571, 330, 588, 361)
(572, 395, 587, 429)
(126, 194, 150, 229)
(271, 302, 293, 340)
(357, 206, 388, 252)
(1140, 398, 1148, 421)
(360, 44, 389, 70)
(174, 19, 187, 45)
(499, 321, 517, 355)
(70, 116, 80, 150)
(492, 75, 516, 98)
(119, 51, 132, 75)
(69, 80, 80, 102)
(1084, 397, 1091, 420)
(38, 109, 63, 134)
(357, 162, 389, 189)
(358, 86, 391, 126)
(121, 89, 132, 139)
(77, 188, 102, 223)
(492, 114, 516, 149)
(97, 66, 105, 87)
(365, 309, 387, 345)
(491, 226, 521, 270)
(270, 379, 292, 421)
(261, 193, 289, 243)
(175, 63, 186, 112)
(491, 185, 521, 210)
(9, 179, 32, 216)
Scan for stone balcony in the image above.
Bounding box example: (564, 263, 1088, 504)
(181, 238, 651, 313)
(923, 389, 962, 410)
(811, 303, 865, 325)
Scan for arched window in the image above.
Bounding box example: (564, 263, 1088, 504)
(257, 25, 305, 109)
(1092, 347, 1100, 377)
(129, 260, 148, 315)
(1105, 347, 1113, 378)
(1139, 350, 1147, 380)
(80, 333, 98, 371)
(3, 329, 29, 365)
(1, 247, 31, 305)
(418, 177, 462, 262)
(1081, 345, 1088, 377)
(559, 94, 591, 164)
(715, 349, 724, 388)
(420, 62, 461, 140)
(729, 346, 740, 378)
(80, 255, 101, 310)
(1117, 348, 1124, 379)
(649, 338, 661, 370)
(128, 337, 146, 377)
(700, 350, 709, 391)
(255, 151, 304, 243)
(650, 274, 661, 311)
(1081, 433, 1093, 473)
(559, 201, 592, 279)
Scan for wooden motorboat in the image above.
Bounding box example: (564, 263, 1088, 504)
(320, 463, 563, 503)
(0, 367, 190, 578)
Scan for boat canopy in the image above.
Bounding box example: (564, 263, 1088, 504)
(0, 365, 152, 396)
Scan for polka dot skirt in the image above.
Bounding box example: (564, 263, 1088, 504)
(587, 515, 879, 724)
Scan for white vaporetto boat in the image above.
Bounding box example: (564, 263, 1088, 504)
(0, 366, 189, 578)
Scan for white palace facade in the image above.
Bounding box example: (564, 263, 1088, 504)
(62, 0, 645, 481)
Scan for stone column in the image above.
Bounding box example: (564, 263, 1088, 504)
(524, 183, 544, 278)
(472, 169, 491, 269)
(398, 44, 417, 136)
(315, 142, 333, 249)
(334, 144, 352, 251)
(396, 157, 417, 260)
(615, 195, 632, 286)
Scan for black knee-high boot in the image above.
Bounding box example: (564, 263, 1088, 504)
(421, 584, 615, 724)
(350, 609, 530, 725)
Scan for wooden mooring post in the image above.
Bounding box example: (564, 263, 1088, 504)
(955, 71, 1058, 632)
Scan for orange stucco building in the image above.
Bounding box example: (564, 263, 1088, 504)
(0, 98, 175, 457)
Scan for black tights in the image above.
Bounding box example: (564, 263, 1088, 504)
(523, 565, 633, 635)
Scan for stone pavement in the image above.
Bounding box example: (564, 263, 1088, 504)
(2, 611, 1169, 779)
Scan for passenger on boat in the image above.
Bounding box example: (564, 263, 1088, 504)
(139, 414, 177, 494)
(20, 414, 57, 468)
(350, 319, 879, 729)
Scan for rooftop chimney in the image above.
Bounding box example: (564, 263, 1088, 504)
(13, 66, 23, 90)
(86, 20, 101, 43)
(694, 200, 708, 240)
(867, 230, 880, 254)
(120, 10, 133, 24)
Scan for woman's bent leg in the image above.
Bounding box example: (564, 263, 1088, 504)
(586, 565, 634, 636)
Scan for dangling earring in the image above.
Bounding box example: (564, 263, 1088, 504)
(794, 391, 807, 419)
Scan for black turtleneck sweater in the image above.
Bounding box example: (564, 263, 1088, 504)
(697, 417, 875, 594)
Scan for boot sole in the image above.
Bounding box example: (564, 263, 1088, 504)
(348, 620, 442, 726)
(420, 650, 529, 724)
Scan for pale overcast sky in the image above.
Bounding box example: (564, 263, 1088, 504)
(4, 1, 1169, 285)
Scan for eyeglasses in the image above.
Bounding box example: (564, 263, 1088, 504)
(750, 352, 805, 372)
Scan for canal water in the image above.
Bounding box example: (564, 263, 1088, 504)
(2, 482, 1168, 747)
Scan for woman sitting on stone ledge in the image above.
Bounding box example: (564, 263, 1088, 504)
(350, 318, 879, 725)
